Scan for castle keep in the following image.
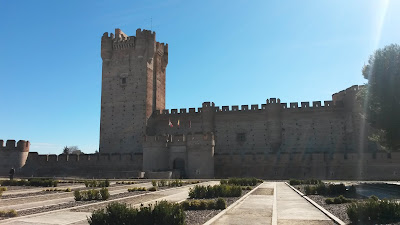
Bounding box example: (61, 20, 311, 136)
(5, 28, 400, 179)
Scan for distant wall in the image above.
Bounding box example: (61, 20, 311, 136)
(20, 152, 143, 178)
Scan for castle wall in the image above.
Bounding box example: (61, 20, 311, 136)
(0, 140, 30, 176)
(21, 152, 143, 178)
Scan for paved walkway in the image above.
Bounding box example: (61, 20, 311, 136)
(276, 183, 334, 225)
(208, 182, 275, 225)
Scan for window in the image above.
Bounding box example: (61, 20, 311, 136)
(121, 77, 126, 84)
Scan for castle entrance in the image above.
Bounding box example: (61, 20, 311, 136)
(173, 158, 186, 178)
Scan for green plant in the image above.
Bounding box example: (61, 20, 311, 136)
(65, 188, 71, 192)
(221, 178, 259, 186)
(0, 187, 7, 191)
(0, 209, 17, 217)
(189, 184, 242, 199)
(88, 201, 185, 225)
(148, 186, 158, 191)
(346, 198, 400, 224)
(100, 188, 110, 200)
(128, 187, 147, 192)
(325, 195, 352, 204)
(151, 180, 157, 187)
(74, 190, 82, 201)
(215, 198, 227, 210)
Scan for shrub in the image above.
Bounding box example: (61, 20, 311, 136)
(221, 178, 259, 186)
(215, 198, 227, 210)
(100, 188, 110, 200)
(65, 188, 71, 192)
(346, 198, 400, 224)
(180, 198, 227, 210)
(88, 201, 185, 225)
(128, 187, 147, 192)
(0, 187, 7, 191)
(325, 195, 352, 204)
(84, 180, 109, 188)
(74, 190, 82, 201)
(304, 183, 349, 196)
(75, 188, 109, 201)
(0, 210, 17, 217)
(148, 186, 158, 191)
(189, 185, 242, 199)
(0, 190, 2, 197)
(168, 179, 183, 187)
(1, 178, 57, 187)
(151, 180, 157, 187)
(289, 179, 322, 185)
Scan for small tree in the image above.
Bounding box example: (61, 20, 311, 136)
(62, 146, 70, 155)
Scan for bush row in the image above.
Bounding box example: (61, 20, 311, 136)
(289, 179, 322, 185)
(74, 188, 109, 201)
(189, 185, 242, 199)
(44, 188, 72, 192)
(84, 180, 110, 188)
(347, 197, 400, 224)
(151, 179, 183, 187)
(0, 178, 58, 187)
(181, 198, 226, 210)
(116, 181, 135, 185)
(128, 187, 147, 192)
(325, 195, 352, 204)
(220, 178, 262, 186)
(304, 183, 355, 196)
(0, 210, 17, 218)
(88, 201, 184, 225)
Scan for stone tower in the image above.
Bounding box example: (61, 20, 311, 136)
(100, 28, 168, 153)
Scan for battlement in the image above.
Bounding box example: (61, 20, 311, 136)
(0, 140, 30, 152)
(152, 97, 347, 117)
(101, 28, 167, 58)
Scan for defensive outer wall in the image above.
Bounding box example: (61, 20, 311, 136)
(0, 140, 30, 176)
(4, 28, 400, 179)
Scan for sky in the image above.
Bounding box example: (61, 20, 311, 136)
(0, 0, 399, 154)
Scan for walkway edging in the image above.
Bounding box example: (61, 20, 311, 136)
(203, 182, 264, 225)
(284, 182, 346, 225)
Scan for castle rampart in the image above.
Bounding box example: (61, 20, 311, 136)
(0, 140, 30, 176)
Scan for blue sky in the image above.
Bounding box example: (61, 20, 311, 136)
(0, 0, 399, 154)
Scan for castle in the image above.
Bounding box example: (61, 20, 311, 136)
(3, 28, 400, 180)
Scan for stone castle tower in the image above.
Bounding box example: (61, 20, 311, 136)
(99, 28, 168, 153)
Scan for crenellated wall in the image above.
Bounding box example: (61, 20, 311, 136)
(0, 140, 30, 176)
(20, 152, 143, 178)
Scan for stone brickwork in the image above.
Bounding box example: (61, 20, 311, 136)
(100, 28, 168, 153)
(0, 140, 30, 176)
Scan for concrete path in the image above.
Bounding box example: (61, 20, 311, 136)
(276, 183, 334, 225)
(1, 181, 218, 225)
(208, 182, 275, 225)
